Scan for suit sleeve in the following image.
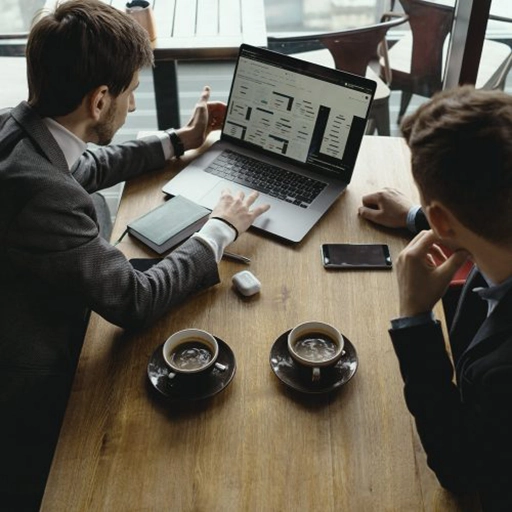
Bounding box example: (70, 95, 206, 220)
(6, 181, 220, 329)
(71, 135, 167, 192)
(389, 321, 512, 498)
(414, 208, 430, 232)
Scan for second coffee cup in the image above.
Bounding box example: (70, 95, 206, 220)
(287, 321, 344, 381)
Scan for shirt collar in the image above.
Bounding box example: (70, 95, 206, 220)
(473, 270, 512, 316)
(43, 117, 87, 170)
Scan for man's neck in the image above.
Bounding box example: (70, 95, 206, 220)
(43, 117, 87, 170)
(53, 112, 90, 143)
(470, 240, 512, 285)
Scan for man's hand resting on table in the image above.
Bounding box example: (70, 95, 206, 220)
(175, 86, 227, 151)
(358, 187, 415, 228)
(396, 230, 470, 317)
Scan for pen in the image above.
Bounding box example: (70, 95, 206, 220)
(222, 251, 251, 264)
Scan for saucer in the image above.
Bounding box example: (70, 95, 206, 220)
(269, 330, 358, 394)
(147, 337, 236, 401)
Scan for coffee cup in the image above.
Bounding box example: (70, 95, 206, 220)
(126, 0, 157, 47)
(287, 321, 344, 382)
(162, 329, 226, 380)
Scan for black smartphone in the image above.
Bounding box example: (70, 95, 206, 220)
(321, 243, 392, 270)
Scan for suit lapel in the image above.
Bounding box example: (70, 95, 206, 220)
(453, 271, 512, 383)
(449, 267, 488, 362)
(11, 101, 69, 172)
(465, 286, 512, 353)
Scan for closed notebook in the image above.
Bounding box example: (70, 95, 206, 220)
(127, 195, 210, 254)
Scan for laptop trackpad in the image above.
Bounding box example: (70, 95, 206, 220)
(200, 182, 272, 228)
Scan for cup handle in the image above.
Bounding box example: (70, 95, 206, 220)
(215, 362, 227, 372)
(312, 367, 321, 382)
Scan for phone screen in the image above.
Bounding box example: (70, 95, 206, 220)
(321, 244, 392, 269)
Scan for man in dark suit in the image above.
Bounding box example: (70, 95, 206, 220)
(0, 1, 269, 509)
(359, 86, 512, 511)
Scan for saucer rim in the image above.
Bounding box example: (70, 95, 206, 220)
(269, 329, 358, 394)
(147, 336, 236, 402)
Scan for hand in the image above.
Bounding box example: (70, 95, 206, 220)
(175, 86, 226, 151)
(358, 187, 415, 228)
(396, 230, 470, 317)
(210, 189, 271, 236)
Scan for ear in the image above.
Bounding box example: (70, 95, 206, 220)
(87, 85, 110, 121)
(425, 200, 457, 240)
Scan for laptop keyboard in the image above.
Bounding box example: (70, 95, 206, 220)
(205, 149, 327, 208)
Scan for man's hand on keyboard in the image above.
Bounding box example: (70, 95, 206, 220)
(210, 189, 271, 236)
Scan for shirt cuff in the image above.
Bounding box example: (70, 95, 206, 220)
(192, 218, 237, 263)
(390, 311, 436, 330)
(406, 205, 422, 233)
(157, 131, 175, 160)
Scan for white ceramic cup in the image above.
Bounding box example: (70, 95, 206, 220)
(287, 321, 344, 382)
(162, 328, 224, 379)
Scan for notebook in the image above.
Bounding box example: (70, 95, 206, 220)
(162, 44, 376, 243)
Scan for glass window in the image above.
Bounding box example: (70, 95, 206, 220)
(0, 0, 46, 34)
(264, 0, 392, 33)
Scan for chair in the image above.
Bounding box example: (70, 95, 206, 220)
(267, 13, 409, 136)
(384, 0, 512, 121)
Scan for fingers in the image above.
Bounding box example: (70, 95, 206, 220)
(199, 86, 211, 104)
(442, 249, 471, 275)
(207, 102, 226, 130)
(405, 230, 469, 276)
(358, 205, 380, 222)
(361, 192, 379, 208)
(252, 202, 271, 216)
(244, 190, 260, 206)
(212, 189, 270, 235)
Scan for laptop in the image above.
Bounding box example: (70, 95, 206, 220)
(162, 44, 376, 243)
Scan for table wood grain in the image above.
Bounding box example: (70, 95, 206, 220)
(41, 136, 481, 511)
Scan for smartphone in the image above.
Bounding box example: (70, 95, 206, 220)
(321, 243, 392, 270)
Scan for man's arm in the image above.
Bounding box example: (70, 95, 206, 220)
(73, 86, 228, 192)
(389, 320, 512, 494)
(387, 230, 502, 492)
(8, 180, 219, 328)
(73, 135, 168, 192)
(8, 171, 267, 329)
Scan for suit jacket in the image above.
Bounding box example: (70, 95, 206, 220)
(389, 268, 512, 511)
(414, 208, 430, 232)
(0, 102, 220, 501)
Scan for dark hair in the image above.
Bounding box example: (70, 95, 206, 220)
(26, 0, 154, 117)
(401, 86, 512, 244)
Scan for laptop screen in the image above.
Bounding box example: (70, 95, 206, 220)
(222, 44, 376, 181)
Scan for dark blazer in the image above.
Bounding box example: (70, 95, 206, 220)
(414, 208, 430, 232)
(389, 268, 512, 511)
(0, 102, 220, 504)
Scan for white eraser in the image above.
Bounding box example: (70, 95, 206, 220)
(232, 270, 261, 296)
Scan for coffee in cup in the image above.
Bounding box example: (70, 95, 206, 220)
(287, 321, 344, 381)
(163, 329, 225, 379)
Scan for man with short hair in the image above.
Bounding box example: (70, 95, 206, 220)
(0, 1, 268, 508)
(360, 86, 512, 510)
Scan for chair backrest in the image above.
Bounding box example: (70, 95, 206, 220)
(268, 15, 408, 77)
(399, 0, 454, 92)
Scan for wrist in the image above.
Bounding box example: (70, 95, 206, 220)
(174, 127, 198, 152)
(399, 301, 430, 318)
(166, 129, 185, 157)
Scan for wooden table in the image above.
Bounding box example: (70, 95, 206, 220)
(41, 136, 480, 511)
